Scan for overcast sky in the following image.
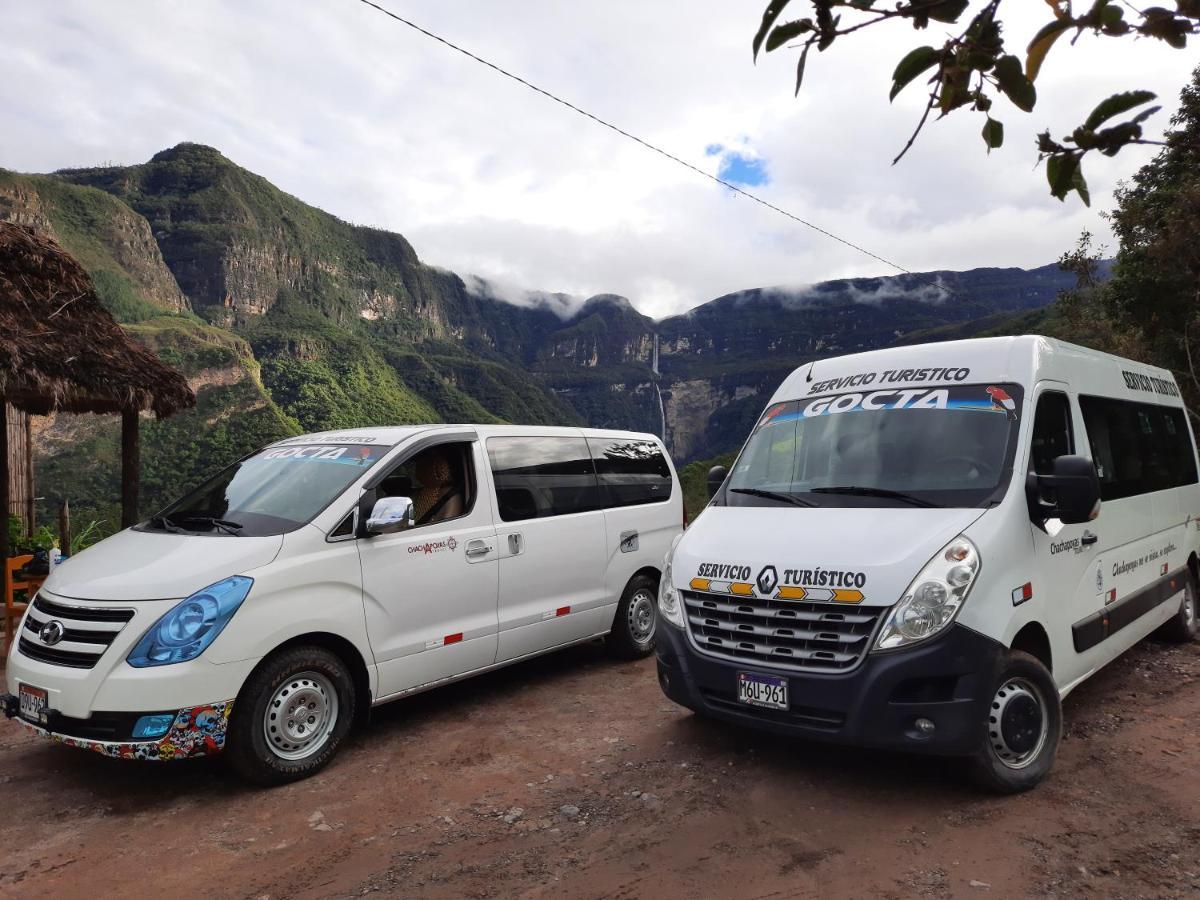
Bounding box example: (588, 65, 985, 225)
(3, 2, 1196, 319)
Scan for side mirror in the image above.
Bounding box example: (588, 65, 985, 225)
(366, 496, 415, 535)
(1026, 454, 1100, 528)
(707, 465, 728, 500)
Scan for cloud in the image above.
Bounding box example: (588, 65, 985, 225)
(1, 1, 1195, 319)
(761, 275, 953, 309)
(461, 273, 583, 319)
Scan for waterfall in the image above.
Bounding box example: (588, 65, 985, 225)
(655, 382, 666, 441)
(651, 333, 659, 376)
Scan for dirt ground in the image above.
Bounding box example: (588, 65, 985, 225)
(0, 635, 1197, 900)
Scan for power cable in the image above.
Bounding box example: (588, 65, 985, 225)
(351, 0, 915, 276)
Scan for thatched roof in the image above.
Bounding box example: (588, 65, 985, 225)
(0, 223, 194, 417)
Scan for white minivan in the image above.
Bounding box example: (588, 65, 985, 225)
(656, 336, 1200, 792)
(4, 425, 682, 782)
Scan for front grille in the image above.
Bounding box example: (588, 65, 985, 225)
(19, 594, 135, 669)
(683, 590, 884, 673)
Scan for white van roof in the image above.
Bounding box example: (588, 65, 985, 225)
(770, 335, 1183, 408)
(267, 423, 666, 449)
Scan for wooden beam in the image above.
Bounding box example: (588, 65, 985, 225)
(121, 409, 139, 528)
(1, 402, 8, 562)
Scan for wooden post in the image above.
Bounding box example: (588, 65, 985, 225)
(59, 500, 71, 556)
(121, 408, 139, 528)
(1, 401, 8, 563)
(23, 412, 33, 533)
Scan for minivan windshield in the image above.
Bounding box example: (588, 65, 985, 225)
(143, 442, 389, 536)
(720, 383, 1024, 509)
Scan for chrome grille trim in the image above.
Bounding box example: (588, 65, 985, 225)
(682, 589, 886, 673)
(18, 594, 135, 670)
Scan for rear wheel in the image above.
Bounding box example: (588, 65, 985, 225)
(226, 646, 356, 785)
(606, 574, 659, 660)
(1157, 571, 1198, 643)
(967, 650, 1061, 794)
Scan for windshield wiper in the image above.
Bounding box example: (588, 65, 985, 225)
(811, 486, 941, 508)
(148, 514, 188, 534)
(729, 487, 817, 508)
(177, 515, 244, 535)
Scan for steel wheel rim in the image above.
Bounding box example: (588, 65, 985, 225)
(263, 671, 339, 761)
(628, 589, 656, 644)
(987, 676, 1048, 770)
(1184, 583, 1196, 628)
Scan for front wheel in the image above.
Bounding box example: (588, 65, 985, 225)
(606, 574, 659, 660)
(967, 650, 1062, 794)
(226, 646, 356, 785)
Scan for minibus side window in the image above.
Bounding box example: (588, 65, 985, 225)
(1030, 391, 1074, 475)
(488, 437, 602, 521)
(1080, 396, 1198, 500)
(586, 438, 673, 508)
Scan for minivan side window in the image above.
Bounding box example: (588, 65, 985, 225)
(587, 438, 673, 508)
(376, 442, 475, 527)
(1030, 391, 1074, 475)
(1080, 396, 1198, 500)
(488, 437, 602, 521)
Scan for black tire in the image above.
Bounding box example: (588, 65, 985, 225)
(967, 650, 1062, 795)
(226, 645, 356, 786)
(606, 574, 659, 660)
(1156, 570, 1198, 643)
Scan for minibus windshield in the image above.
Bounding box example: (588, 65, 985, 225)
(721, 383, 1024, 509)
(144, 442, 389, 536)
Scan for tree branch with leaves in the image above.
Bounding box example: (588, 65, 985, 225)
(753, 0, 1199, 203)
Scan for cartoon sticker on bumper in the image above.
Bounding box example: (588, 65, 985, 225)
(15, 700, 234, 760)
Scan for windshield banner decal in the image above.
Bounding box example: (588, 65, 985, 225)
(760, 384, 1021, 427)
(256, 444, 384, 467)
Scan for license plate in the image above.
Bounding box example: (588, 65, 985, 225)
(737, 672, 788, 710)
(18, 684, 48, 724)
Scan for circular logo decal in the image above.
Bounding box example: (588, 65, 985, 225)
(39, 620, 65, 646)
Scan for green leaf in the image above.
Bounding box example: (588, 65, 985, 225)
(753, 1, 793, 60)
(1072, 165, 1091, 206)
(981, 117, 1004, 151)
(890, 46, 942, 102)
(765, 18, 813, 53)
(1025, 19, 1072, 81)
(925, 0, 970, 23)
(1046, 153, 1079, 201)
(993, 54, 1037, 112)
(793, 42, 812, 96)
(1083, 90, 1158, 131)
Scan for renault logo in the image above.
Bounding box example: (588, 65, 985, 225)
(39, 620, 65, 646)
(756, 565, 779, 596)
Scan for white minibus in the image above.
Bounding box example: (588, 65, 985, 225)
(4, 425, 682, 783)
(655, 336, 1199, 791)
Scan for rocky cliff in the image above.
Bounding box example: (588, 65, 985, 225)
(3, 144, 1081, 533)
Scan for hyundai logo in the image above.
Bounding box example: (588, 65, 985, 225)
(39, 620, 65, 646)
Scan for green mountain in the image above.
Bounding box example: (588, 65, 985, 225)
(2, 144, 1080, 536)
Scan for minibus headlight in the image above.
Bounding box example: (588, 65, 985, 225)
(127, 576, 253, 667)
(875, 536, 979, 651)
(659, 558, 684, 628)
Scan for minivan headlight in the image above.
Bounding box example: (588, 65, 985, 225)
(874, 536, 979, 651)
(127, 576, 253, 667)
(659, 557, 684, 628)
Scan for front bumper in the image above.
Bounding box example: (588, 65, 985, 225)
(656, 620, 1004, 756)
(2, 693, 234, 760)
